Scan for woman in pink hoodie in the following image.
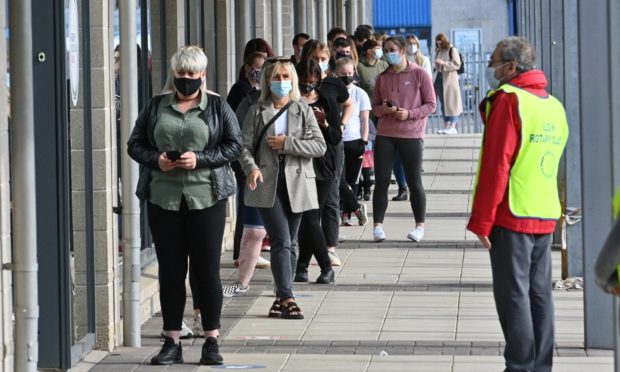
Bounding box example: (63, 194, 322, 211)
(371, 36, 436, 243)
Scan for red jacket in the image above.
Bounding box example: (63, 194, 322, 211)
(467, 70, 558, 237)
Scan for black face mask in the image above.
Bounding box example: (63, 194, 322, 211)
(335, 52, 350, 60)
(339, 76, 354, 86)
(299, 82, 319, 94)
(174, 77, 202, 96)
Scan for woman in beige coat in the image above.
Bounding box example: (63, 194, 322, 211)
(433, 33, 463, 134)
(239, 58, 326, 320)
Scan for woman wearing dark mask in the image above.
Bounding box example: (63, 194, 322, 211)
(293, 59, 341, 284)
(227, 52, 266, 112)
(128, 46, 242, 366)
(300, 40, 354, 266)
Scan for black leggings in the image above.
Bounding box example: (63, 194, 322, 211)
(343, 139, 365, 194)
(297, 178, 336, 271)
(148, 198, 227, 331)
(372, 136, 426, 223)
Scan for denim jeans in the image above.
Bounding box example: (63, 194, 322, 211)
(258, 161, 302, 300)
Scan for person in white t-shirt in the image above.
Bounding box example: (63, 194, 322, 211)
(336, 57, 370, 226)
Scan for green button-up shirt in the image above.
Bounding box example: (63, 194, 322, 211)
(149, 92, 216, 211)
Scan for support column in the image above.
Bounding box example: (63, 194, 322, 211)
(236, 0, 253, 68)
(346, 0, 357, 33)
(10, 0, 38, 369)
(271, 0, 283, 55)
(0, 0, 13, 369)
(294, 0, 306, 35)
(88, 0, 121, 350)
(119, 0, 141, 347)
(318, 0, 328, 43)
(358, 0, 366, 26)
(578, 0, 614, 349)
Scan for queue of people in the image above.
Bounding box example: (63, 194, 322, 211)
(126, 25, 505, 367)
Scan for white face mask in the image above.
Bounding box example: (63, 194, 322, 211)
(485, 62, 509, 90)
(407, 44, 418, 54)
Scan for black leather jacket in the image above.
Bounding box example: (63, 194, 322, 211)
(127, 92, 242, 202)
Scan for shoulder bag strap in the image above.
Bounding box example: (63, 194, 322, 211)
(253, 101, 293, 156)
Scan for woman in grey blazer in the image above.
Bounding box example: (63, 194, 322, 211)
(239, 58, 326, 319)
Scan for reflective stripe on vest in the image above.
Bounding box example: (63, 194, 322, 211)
(473, 84, 569, 219)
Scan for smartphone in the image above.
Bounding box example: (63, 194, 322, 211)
(385, 99, 395, 108)
(166, 150, 182, 161)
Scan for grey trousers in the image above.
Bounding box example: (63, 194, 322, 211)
(489, 226, 554, 372)
(258, 164, 301, 300)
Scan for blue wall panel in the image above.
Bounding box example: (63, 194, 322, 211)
(373, 0, 432, 28)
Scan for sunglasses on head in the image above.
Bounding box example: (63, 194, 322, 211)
(265, 57, 292, 64)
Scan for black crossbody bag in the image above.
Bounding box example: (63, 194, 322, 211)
(253, 101, 293, 165)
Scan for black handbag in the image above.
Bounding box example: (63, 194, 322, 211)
(253, 101, 292, 165)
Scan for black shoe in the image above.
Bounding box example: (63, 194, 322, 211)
(200, 337, 224, 365)
(363, 192, 371, 201)
(151, 336, 183, 365)
(316, 268, 335, 284)
(392, 188, 408, 201)
(294, 267, 309, 282)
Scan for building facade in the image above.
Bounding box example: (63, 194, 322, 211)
(0, 0, 368, 370)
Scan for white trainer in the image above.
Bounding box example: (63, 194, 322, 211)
(223, 282, 249, 298)
(255, 256, 271, 269)
(436, 128, 446, 134)
(328, 250, 342, 266)
(192, 315, 204, 338)
(161, 319, 194, 339)
(443, 127, 458, 134)
(373, 226, 386, 242)
(407, 227, 425, 242)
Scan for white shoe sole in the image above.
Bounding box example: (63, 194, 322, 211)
(406, 233, 423, 242)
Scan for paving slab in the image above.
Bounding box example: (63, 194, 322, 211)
(78, 134, 612, 371)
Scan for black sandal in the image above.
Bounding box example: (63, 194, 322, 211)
(280, 300, 304, 320)
(268, 299, 282, 318)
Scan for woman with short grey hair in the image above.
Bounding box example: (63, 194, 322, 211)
(239, 58, 326, 319)
(128, 45, 241, 366)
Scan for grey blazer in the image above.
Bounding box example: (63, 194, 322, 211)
(239, 100, 326, 213)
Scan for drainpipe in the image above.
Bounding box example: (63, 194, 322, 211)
(9, 0, 39, 370)
(120, 0, 141, 347)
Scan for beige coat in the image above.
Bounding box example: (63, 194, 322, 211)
(433, 46, 463, 116)
(239, 100, 326, 213)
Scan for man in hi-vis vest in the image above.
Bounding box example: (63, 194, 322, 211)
(467, 37, 568, 372)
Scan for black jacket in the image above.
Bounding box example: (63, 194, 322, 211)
(127, 92, 242, 202)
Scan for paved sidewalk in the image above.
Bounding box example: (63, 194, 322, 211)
(78, 134, 613, 372)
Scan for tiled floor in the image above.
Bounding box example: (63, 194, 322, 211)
(77, 135, 612, 372)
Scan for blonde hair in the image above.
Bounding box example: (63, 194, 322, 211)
(259, 60, 301, 102)
(170, 45, 208, 73)
(407, 35, 424, 67)
(335, 57, 355, 72)
(161, 45, 209, 94)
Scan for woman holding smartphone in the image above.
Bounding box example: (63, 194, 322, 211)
(371, 36, 436, 243)
(128, 46, 241, 366)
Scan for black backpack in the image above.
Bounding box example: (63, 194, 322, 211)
(449, 47, 465, 75)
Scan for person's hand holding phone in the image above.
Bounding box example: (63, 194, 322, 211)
(159, 152, 177, 172)
(312, 107, 328, 128)
(175, 151, 197, 169)
(393, 108, 409, 121)
(383, 99, 397, 115)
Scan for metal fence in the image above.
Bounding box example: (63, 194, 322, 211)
(426, 46, 491, 134)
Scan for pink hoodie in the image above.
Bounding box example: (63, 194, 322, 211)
(371, 61, 436, 138)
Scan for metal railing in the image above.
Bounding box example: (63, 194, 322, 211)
(426, 45, 491, 134)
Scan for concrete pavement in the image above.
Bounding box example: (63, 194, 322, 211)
(76, 134, 612, 372)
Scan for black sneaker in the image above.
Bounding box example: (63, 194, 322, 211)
(200, 336, 224, 365)
(151, 336, 183, 365)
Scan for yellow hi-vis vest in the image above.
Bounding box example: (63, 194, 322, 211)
(613, 187, 620, 220)
(473, 84, 569, 219)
